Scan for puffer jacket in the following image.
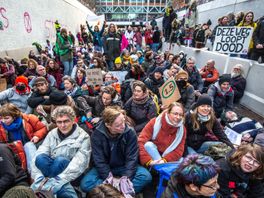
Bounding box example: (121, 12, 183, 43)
(0, 88, 32, 114)
(91, 121, 138, 180)
(31, 124, 91, 182)
(182, 65, 203, 92)
(105, 32, 121, 61)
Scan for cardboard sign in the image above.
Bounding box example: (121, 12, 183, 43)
(224, 127, 242, 145)
(86, 15, 105, 29)
(108, 71, 128, 83)
(0, 78, 7, 92)
(159, 77, 181, 106)
(86, 68, 103, 85)
(213, 27, 253, 54)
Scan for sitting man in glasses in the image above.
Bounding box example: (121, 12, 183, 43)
(31, 106, 91, 198)
(162, 154, 221, 198)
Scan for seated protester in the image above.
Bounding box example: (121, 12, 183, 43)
(0, 58, 16, 87)
(63, 75, 85, 101)
(230, 64, 246, 103)
(75, 67, 94, 96)
(175, 70, 195, 112)
(31, 106, 91, 198)
(162, 154, 221, 198)
(125, 63, 145, 81)
(172, 55, 181, 68)
(0, 103, 47, 172)
(90, 57, 105, 70)
(88, 184, 125, 198)
(76, 86, 122, 125)
(185, 94, 233, 154)
(46, 59, 63, 89)
(144, 67, 164, 100)
(199, 59, 219, 90)
(113, 57, 126, 71)
(217, 144, 264, 197)
(147, 55, 165, 76)
(23, 59, 38, 81)
(0, 143, 29, 197)
(182, 57, 203, 95)
(29, 65, 57, 88)
(138, 102, 186, 166)
(136, 50, 144, 65)
(141, 51, 155, 73)
(207, 74, 234, 118)
(80, 106, 152, 193)
(121, 49, 131, 66)
(124, 81, 157, 133)
(163, 64, 180, 81)
(0, 76, 32, 114)
(163, 53, 174, 71)
(71, 59, 87, 79)
(104, 72, 121, 94)
(223, 111, 263, 143)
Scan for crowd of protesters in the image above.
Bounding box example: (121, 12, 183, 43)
(0, 8, 264, 198)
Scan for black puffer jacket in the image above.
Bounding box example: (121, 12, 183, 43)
(252, 16, 264, 54)
(144, 76, 164, 99)
(178, 84, 195, 112)
(104, 32, 121, 61)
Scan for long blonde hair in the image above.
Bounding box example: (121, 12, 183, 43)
(190, 108, 216, 131)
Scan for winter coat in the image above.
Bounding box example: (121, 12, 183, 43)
(182, 65, 203, 92)
(138, 113, 186, 165)
(152, 30, 161, 44)
(133, 32, 142, 46)
(125, 70, 146, 81)
(0, 113, 47, 143)
(178, 84, 195, 112)
(217, 155, 264, 197)
(185, 112, 233, 151)
(104, 32, 121, 61)
(0, 143, 28, 197)
(56, 33, 73, 62)
(207, 82, 234, 118)
(145, 30, 153, 45)
(0, 88, 32, 114)
(230, 75, 246, 103)
(141, 59, 155, 74)
(124, 96, 157, 133)
(87, 24, 105, 47)
(144, 76, 164, 99)
(31, 124, 91, 182)
(29, 74, 57, 88)
(0, 63, 16, 85)
(91, 121, 138, 180)
(200, 66, 219, 86)
(252, 17, 264, 54)
(47, 69, 63, 89)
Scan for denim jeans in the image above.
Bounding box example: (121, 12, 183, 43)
(24, 141, 37, 174)
(144, 141, 162, 161)
(35, 154, 77, 198)
(80, 166, 152, 193)
(188, 141, 222, 154)
(62, 59, 73, 76)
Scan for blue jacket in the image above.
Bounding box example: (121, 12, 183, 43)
(87, 24, 105, 47)
(91, 121, 138, 180)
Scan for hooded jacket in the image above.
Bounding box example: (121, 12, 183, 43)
(91, 121, 138, 180)
(104, 32, 121, 61)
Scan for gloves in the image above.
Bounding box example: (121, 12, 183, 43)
(31, 176, 45, 191)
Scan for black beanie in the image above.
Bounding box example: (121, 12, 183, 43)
(48, 91, 68, 105)
(219, 74, 231, 85)
(153, 66, 164, 75)
(192, 94, 212, 110)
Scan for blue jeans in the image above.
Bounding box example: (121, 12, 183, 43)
(188, 141, 222, 154)
(62, 59, 73, 76)
(24, 141, 37, 174)
(144, 141, 162, 160)
(35, 154, 77, 198)
(80, 166, 152, 193)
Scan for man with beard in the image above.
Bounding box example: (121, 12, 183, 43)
(29, 65, 56, 88)
(230, 64, 246, 103)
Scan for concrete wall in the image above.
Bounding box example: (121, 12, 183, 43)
(162, 43, 264, 117)
(0, 0, 95, 59)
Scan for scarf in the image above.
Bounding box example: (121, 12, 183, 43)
(197, 113, 211, 123)
(2, 117, 24, 143)
(65, 86, 78, 97)
(152, 113, 184, 157)
(132, 92, 149, 105)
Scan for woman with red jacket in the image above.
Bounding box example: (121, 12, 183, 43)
(138, 102, 186, 167)
(0, 103, 47, 173)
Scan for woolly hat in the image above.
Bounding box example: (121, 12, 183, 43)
(197, 94, 212, 107)
(219, 74, 231, 85)
(153, 66, 164, 75)
(175, 70, 189, 80)
(114, 57, 122, 64)
(34, 76, 48, 85)
(15, 76, 28, 86)
(48, 90, 68, 105)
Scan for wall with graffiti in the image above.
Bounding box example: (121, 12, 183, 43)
(0, 0, 95, 51)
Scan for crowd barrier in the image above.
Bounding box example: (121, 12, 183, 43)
(162, 43, 264, 118)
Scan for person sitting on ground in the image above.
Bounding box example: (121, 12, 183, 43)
(80, 106, 152, 194)
(45, 59, 63, 89)
(217, 144, 264, 197)
(0, 143, 29, 197)
(0, 58, 16, 87)
(138, 102, 186, 167)
(76, 86, 122, 125)
(23, 59, 38, 81)
(103, 72, 121, 94)
(223, 110, 263, 144)
(141, 51, 155, 73)
(125, 63, 145, 81)
(175, 70, 195, 112)
(88, 184, 125, 198)
(0, 103, 47, 173)
(162, 154, 221, 198)
(63, 75, 85, 101)
(207, 74, 234, 118)
(199, 59, 219, 91)
(113, 57, 125, 71)
(124, 81, 157, 133)
(163, 64, 180, 81)
(71, 59, 87, 79)
(230, 64, 246, 103)
(0, 76, 32, 114)
(31, 106, 91, 198)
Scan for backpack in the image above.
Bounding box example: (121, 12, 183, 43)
(120, 79, 135, 103)
(7, 140, 27, 170)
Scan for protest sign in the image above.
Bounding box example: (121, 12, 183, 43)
(213, 27, 253, 54)
(224, 127, 242, 145)
(0, 78, 7, 92)
(86, 15, 105, 29)
(108, 71, 128, 83)
(86, 68, 103, 85)
(159, 77, 181, 106)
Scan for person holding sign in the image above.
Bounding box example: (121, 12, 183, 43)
(138, 102, 186, 166)
(185, 94, 233, 154)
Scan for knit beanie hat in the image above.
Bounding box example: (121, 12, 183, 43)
(49, 91, 68, 105)
(153, 66, 164, 75)
(191, 94, 212, 110)
(34, 76, 48, 86)
(114, 57, 122, 64)
(219, 74, 231, 85)
(15, 76, 29, 86)
(175, 70, 189, 80)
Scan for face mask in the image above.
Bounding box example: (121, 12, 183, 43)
(16, 84, 26, 91)
(197, 113, 211, 123)
(177, 80, 187, 88)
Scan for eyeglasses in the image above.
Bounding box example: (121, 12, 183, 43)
(170, 112, 184, 118)
(244, 154, 261, 167)
(56, 119, 71, 125)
